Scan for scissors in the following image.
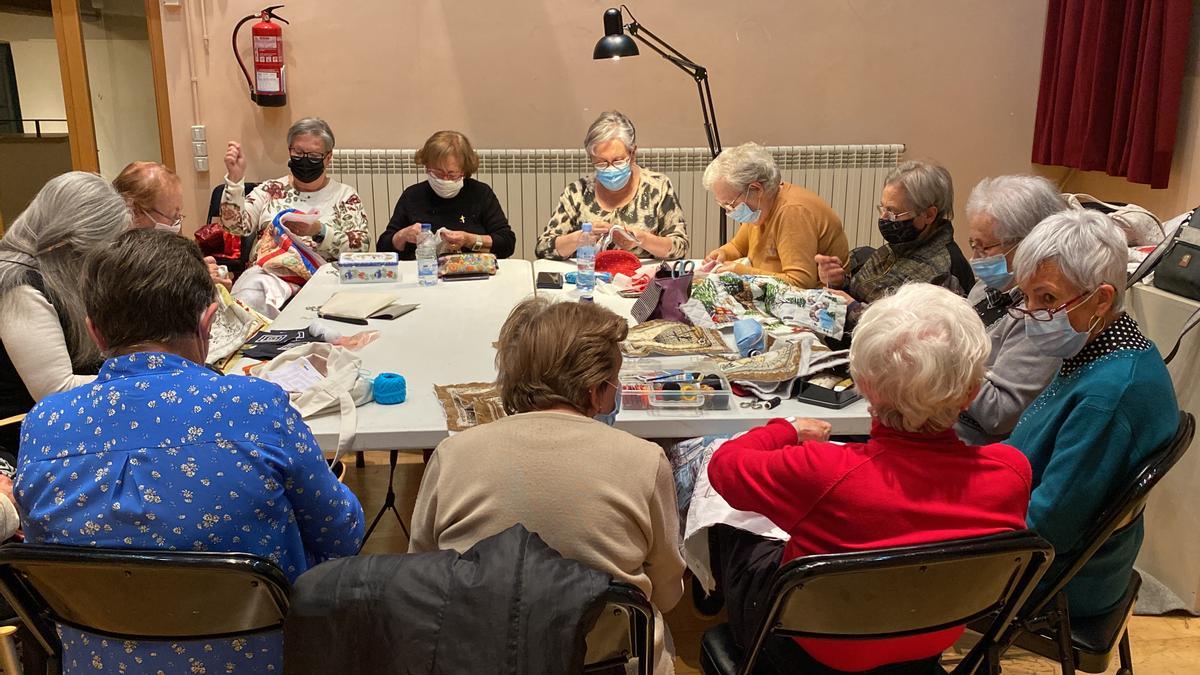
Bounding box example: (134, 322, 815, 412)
(670, 261, 695, 277)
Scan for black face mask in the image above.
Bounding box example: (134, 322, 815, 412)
(288, 156, 326, 184)
(878, 217, 922, 245)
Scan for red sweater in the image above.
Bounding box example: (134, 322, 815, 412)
(707, 418, 1031, 672)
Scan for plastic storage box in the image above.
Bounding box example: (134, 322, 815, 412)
(339, 252, 399, 283)
(618, 359, 732, 412)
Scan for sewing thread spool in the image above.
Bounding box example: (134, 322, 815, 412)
(373, 373, 407, 405)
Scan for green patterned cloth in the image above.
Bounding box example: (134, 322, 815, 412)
(690, 273, 849, 339)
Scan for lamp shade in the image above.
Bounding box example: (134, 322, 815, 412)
(593, 7, 639, 59)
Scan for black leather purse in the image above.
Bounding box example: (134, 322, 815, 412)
(1153, 211, 1200, 302)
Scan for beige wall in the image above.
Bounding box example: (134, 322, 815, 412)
(0, 11, 69, 135)
(161, 0, 1057, 241)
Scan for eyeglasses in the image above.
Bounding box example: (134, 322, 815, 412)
(289, 149, 328, 161)
(144, 207, 184, 229)
(428, 168, 465, 181)
(592, 157, 631, 171)
(716, 189, 749, 213)
(1007, 289, 1095, 322)
(876, 205, 913, 222)
(969, 240, 1009, 258)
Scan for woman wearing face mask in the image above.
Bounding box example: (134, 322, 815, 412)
(410, 297, 685, 674)
(815, 160, 974, 330)
(1007, 210, 1178, 622)
(536, 110, 689, 260)
(954, 175, 1067, 445)
(702, 142, 849, 288)
(220, 117, 369, 317)
(113, 161, 232, 290)
(376, 131, 515, 259)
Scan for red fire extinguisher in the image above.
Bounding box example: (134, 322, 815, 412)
(233, 5, 289, 107)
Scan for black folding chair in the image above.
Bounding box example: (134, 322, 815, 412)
(0, 543, 291, 675)
(204, 182, 260, 277)
(583, 582, 657, 675)
(700, 530, 1054, 675)
(987, 411, 1195, 675)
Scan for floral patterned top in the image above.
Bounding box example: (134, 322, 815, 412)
(16, 352, 365, 675)
(220, 174, 370, 262)
(536, 168, 689, 260)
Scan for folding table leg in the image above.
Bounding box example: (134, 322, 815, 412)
(361, 449, 409, 549)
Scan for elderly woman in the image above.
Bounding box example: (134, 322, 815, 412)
(410, 297, 685, 674)
(817, 160, 974, 327)
(113, 160, 231, 289)
(1007, 211, 1178, 619)
(703, 142, 849, 288)
(707, 283, 1031, 674)
(377, 130, 516, 259)
(536, 110, 689, 260)
(955, 175, 1067, 445)
(17, 229, 364, 674)
(221, 117, 369, 316)
(0, 172, 129, 456)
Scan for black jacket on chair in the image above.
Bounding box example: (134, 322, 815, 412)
(283, 524, 612, 674)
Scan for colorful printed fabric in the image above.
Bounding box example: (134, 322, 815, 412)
(536, 169, 690, 260)
(622, 321, 732, 357)
(689, 273, 849, 339)
(438, 253, 498, 277)
(16, 352, 365, 675)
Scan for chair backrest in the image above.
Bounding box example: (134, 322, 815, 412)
(583, 582, 655, 675)
(0, 543, 290, 652)
(1024, 411, 1195, 616)
(740, 530, 1054, 675)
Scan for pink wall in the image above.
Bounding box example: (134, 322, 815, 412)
(162, 0, 1057, 243)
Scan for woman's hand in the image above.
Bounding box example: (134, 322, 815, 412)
(791, 417, 832, 443)
(705, 248, 728, 263)
(204, 256, 232, 290)
(279, 210, 322, 237)
(224, 141, 246, 183)
(438, 229, 473, 251)
(815, 254, 846, 289)
(391, 223, 424, 249)
(610, 227, 641, 250)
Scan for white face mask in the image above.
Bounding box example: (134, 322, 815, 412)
(154, 220, 182, 235)
(427, 173, 464, 199)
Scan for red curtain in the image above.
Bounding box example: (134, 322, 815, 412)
(1032, 0, 1192, 188)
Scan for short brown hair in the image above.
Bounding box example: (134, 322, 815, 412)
(112, 161, 180, 212)
(496, 297, 628, 415)
(415, 130, 480, 177)
(82, 229, 214, 351)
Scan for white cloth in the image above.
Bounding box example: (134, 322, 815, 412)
(0, 285, 94, 401)
(231, 265, 295, 318)
(0, 494, 17, 541)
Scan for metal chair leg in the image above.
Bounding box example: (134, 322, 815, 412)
(1052, 593, 1076, 675)
(1117, 629, 1133, 675)
(0, 625, 21, 675)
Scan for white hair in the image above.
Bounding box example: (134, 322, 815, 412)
(966, 175, 1067, 244)
(702, 142, 781, 195)
(849, 283, 989, 434)
(886, 160, 955, 221)
(287, 117, 335, 152)
(1014, 209, 1129, 311)
(584, 110, 636, 156)
(0, 171, 131, 366)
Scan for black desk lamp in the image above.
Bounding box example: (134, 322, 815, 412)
(593, 5, 728, 244)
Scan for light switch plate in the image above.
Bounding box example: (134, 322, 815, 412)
(192, 141, 208, 156)
(194, 156, 209, 172)
(190, 125, 205, 142)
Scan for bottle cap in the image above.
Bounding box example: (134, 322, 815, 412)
(581, 222, 592, 232)
(421, 223, 432, 230)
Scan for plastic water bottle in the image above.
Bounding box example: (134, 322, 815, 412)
(576, 222, 596, 301)
(416, 223, 438, 287)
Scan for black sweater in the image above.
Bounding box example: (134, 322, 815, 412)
(375, 178, 516, 259)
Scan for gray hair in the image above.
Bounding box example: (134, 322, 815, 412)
(886, 160, 955, 221)
(584, 110, 636, 156)
(0, 171, 131, 366)
(966, 175, 1067, 245)
(850, 283, 990, 433)
(702, 142, 782, 195)
(1014, 209, 1129, 311)
(287, 117, 335, 153)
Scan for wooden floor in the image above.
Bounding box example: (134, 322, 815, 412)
(346, 453, 1200, 674)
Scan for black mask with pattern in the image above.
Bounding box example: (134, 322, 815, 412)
(288, 156, 326, 184)
(877, 217, 922, 245)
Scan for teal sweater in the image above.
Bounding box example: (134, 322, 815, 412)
(1008, 318, 1177, 617)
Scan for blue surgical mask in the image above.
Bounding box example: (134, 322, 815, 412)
(729, 201, 761, 224)
(1024, 303, 1099, 358)
(970, 253, 1014, 290)
(596, 164, 632, 191)
(594, 380, 622, 426)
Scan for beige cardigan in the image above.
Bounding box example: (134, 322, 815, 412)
(410, 410, 686, 672)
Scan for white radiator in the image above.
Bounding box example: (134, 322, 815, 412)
(330, 144, 905, 259)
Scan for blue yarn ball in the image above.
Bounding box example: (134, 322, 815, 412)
(373, 373, 407, 405)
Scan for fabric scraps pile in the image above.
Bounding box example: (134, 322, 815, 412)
(689, 273, 849, 339)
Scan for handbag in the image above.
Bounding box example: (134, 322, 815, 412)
(1064, 193, 1165, 246)
(631, 261, 695, 324)
(1152, 211, 1200, 302)
(438, 253, 497, 277)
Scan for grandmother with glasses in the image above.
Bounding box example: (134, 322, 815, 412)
(536, 110, 690, 260)
(1006, 209, 1178, 621)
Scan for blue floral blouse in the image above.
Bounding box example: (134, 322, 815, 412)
(16, 352, 365, 674)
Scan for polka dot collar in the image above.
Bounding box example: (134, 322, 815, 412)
(1061, 313, 1151, 376)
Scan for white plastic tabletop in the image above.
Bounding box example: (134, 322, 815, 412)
(532, 259, 873, 437)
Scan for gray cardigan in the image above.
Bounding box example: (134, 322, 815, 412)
(956, 281, 1062, 446)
